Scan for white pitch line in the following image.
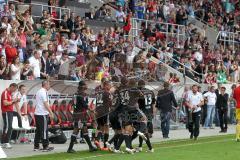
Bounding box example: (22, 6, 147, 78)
(66, 138, 233, 160)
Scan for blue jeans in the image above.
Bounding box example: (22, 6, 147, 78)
(160, 112, 171, 137)
(204, 105, 215, 128)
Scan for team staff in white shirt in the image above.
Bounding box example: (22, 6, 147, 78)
(34, 80, 54, 152)
(203, 86, 217, 129)
(185, 85, 204, 140)
(11, 85, 28, 141)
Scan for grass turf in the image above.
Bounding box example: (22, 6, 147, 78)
(10, 135, 237, 160)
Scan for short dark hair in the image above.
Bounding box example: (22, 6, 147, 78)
(19, 85, 25, 90)
(10, 83, 18, 88)
(42, 80, 49, 87)
(163, 82, 170, 89)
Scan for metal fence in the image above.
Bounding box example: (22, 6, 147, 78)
(217, 31, 240, 51)
(9, 0, 70, 22)
(130, 18, 186, 48)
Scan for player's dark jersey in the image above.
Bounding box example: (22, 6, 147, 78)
(72, 92, 89, 123)
(95, 90, 112, 119)
(73, 93, 89, 113)
(138, 88, 156, 114)
(118, 87, 142, 111)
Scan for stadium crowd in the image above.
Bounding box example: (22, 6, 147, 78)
(0, 0, 238, 84)
(0, 0, 240, 155)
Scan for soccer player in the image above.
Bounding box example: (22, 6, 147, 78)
(94, 81, 113, 150)
(233, 85, 240, 141)
(136, 80, 155, 152)
(67, 81, 97, 153)
(106, 78, 122, 152)
(115, 78, 146, 154)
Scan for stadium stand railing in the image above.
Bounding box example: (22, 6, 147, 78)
(216, 31, 240, 51)
(130, 18, 186, 48)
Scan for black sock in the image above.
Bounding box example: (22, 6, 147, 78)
(92, 132, 96, 141)
(145, 134, 152, 150)
(96, 132, 102, 141)
(103, 133, 109, 148)
(128, 135, 133, 149)
(124, 134, 131, 149)
(83, 134, 93, 149)
(139, 137, 143, 148)
(113, 134, 120, 149)
(68, 135, 77, 151)
(116, 134, 124, 150)
(131, 131, 138, 140)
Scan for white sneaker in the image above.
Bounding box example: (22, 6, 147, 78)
(125, 148, 134, 154)
(2, 143, 12, 149)
(146, 148, 154, 153)
(135, 147, 142, 152)
(106, 142, 113, 151)
(113, 149, 122, 154)
(137, 131, 147, 141)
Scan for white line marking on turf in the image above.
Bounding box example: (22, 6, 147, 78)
(67, 138, 233, 160)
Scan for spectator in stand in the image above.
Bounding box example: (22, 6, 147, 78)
(0, 55, 9, 80)
(21, 60, 33, 80)
(67, 12, 75, 33)
(40, 50, 50, 79)
(58, 51, 76, 80)
(0, 4, 11, 19)
(59, 14, 70, 37)
(10, 56, 21, 80)
(67, 32, 79, 56)
(5, 39, 18, 64)
(136, 2, 145, 19)
(29, 50, 41, 79)
(115, 5, 125, 23)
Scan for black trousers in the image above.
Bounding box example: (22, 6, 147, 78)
(11, 112, 23, 140)
(188, 111, 201, 138)
(34, 115, 49, 148)
(1, 112, 14, 144)
(218, 108, 228, 131)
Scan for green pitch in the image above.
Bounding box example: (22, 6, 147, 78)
(10, 135, 237, 160)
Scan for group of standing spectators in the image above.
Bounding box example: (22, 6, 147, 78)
(181, 83, 238, 140)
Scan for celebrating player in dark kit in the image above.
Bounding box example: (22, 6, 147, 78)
(115, 78, 148, 154)
(67, 81, 97, 153)
(94, 81, 113, 150)
(136, 80, 155, 152)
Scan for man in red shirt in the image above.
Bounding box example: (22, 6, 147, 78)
(1, 83, 18, 149)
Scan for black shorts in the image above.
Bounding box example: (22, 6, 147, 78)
(97, 115, 108, 127)
(128, 108, 146, 123)
(73, 121, 86, 129)
(109, 112, 121, 130)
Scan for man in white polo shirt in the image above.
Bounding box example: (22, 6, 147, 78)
(29, 50, 41, 80)
(34, 80, 54, 152)
(185, 85, 204, 140)
(203, 86, 217, 129)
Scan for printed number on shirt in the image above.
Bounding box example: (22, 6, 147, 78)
(144, 94, 152, 106)
(96, 93, 103, 105)
(120, 91, 130, 105)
